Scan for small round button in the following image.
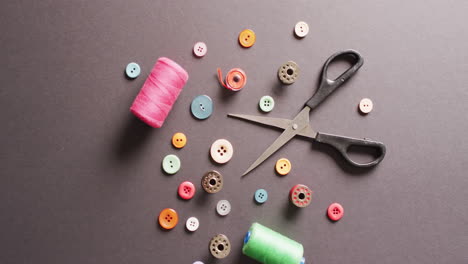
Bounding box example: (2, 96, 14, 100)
(209, 234, 231, 259)
(193, 42, 207, 57)
(172, 132, 187, 149)
(210, 139, 233, 164)
(186, 216, 200, 232)
(126, 62, 141, 79)
(191, 95, 213, 120)
(201, 170, 223, 194)
(327, 202, 344, 221)
(162, 154, 181, 174)
(259, 95, 275, 112)
(238, 29, 256, 48)
(158, 208, 178, 230)
(193, 262, 204, 264)
(278, 61, 300, 85)
(290, 184, 312, 208)
(275, 158, 291, 175)
(254, 189, 268, 204)
(294, 21, 309, 38)
(359, 98, 373, 114)
(216, 200, 231, 216)
(178, 181, 196, 200)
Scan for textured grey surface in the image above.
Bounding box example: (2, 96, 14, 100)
(1, 0, 468, 263)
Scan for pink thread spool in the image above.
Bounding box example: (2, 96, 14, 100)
(130, 57, 189, 128)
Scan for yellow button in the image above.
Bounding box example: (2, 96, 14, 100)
(275, 158, 291, 175)
(172, 132, 187, 148)
(158, 208, 178, 230)
(238, 29, 256, 48)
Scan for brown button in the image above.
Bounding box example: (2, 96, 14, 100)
(201, 170, 223, 194)
(209, 234, 231, 259)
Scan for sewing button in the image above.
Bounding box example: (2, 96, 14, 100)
(209, 234, 231, 259)
(216, 200, 231, 216)
(193, 42, 207, 57)
(254, 189, 268, 204)
(259, 95, 275, 112)
(125, 62, 141, 79)
(327, 203, 344, 221)
(275, 158, 291, 175)
(178, 181, 196, 200)
(158, 208, 178, 230)
(289, 184, 312, 208)
(193, 262, 204, 264)
(172, 132, 187, 148)
(162, 154, 181, 174)
(238, 29, 256, 48)
(359, 98, 373, 114)
(210, 139, 233, 164)
(278, 61, 300, 85)
(294, 21, 309, 38)
(191, 95, 213, 120)
(201, 170, 223, 194)
(186, 216, 200, 232)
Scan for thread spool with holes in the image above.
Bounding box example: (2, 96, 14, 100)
(278, 61, 299, 85)
(201, 170, 223, 194)
(289, 184, 312, 208)
(217, 68, 247, 91)
(209, 234, 231, 259)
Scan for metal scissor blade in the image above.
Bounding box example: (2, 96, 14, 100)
(227, 114, 291, 130)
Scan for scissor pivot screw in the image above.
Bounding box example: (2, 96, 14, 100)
(292, 124, 298, 130)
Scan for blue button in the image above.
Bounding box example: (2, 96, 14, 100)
(191, 95, 213, 120)
(254, 189, 268, 204)
(126, 62, 141, 79)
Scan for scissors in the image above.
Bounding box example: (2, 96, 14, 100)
(228, 50, 386, 176)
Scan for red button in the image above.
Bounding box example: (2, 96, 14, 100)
(178, 181, 196, 200)
(327, 203, 344, 221)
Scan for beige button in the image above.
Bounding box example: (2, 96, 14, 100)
(359, 98, 373, 114)
(210, 139, 233, 164)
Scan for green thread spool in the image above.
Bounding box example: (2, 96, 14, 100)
(242, 222, 305, 264)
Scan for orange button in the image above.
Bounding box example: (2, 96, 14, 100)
(275, 158, 291, 175)
(172, 132, 187, 148)
(238, 29, 256, 48)
(158, 208, 178, 230)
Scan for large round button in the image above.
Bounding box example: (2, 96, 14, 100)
(259, 95, 275, 112)
(294, 21, 309, 38)
(201, 170, 223, 194)
(254, 189, 268, 204)
(275, 158, 291, 176)
(178, 181, 196, 200)
(209, 234, 231, 259)
(172, 132, 187, 149)
(162, 154, 181, 174)
(191, 95, 213, 120)
(359, 98, 373, 114)
(186, 216, 200, 232)
(290, 184, 312, 208)
(210, 139, 233, 164)
(158, 208, 178, 230)
(193, 42, 207, 57)
(278, 61, 300, 85)
(238, 29, 256, 48)
(327, 202, 344, 221)
(216, 200, 231, 216)
(126, 62, 141, 79)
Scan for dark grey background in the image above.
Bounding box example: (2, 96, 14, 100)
(1, 0, 467, 263)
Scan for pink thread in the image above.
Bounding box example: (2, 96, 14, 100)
(130, 57, 189, 128)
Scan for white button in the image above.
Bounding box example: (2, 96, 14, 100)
(210, 139, 233, 164)
(193, 42, 207, 57)
(193, 262, 204, 264)
(294, 21, 309, 38)
(216, 200, 231, 216)
(359, 98, 373, 114)
(185, 216, 199, 232)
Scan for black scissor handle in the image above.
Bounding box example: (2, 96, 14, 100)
(315, 132, 386, 167)
(306, 50, 364, 109)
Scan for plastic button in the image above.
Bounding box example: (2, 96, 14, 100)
(201, 170, 223, 194)
(216, 200, 231, 216)
(209, 234, 231, 259)
(191, 95, 213, 120)
(275, 158, 291, 175)
(254, 189, 268, 204)
(294, 21, 309, 38)
(186, 216, 200, 232)
(162, 154, 181, 174)
(238, 29, 256, 48)
(210, 139, 233, 164)
(126, 62, 141, 79)
(327, 203, 344, 221)
(259, 95, 275, 112)
(193, 42, 207, 57)
(158, 208, 178, 230)
(172, 132, 187, 149)
(193, 261, 204, 264)
(178, 181, 196, 200)
(278, 61, 300, 85)
(359, 98, 373, 114)
(290, 184, 312, 208)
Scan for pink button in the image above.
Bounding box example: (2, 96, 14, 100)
(327, 203, 344, 221)
(178, 181, 196, 200)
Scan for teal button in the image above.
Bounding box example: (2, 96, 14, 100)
(162, 154, 181, 174)
(254, 189, 268, 204)
(259, 96, 274, 112)
(126, 62, 141, 79)
(191, 95, 213, 120)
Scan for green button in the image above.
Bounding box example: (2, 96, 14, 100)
(162, 154, 181, 174)
(259, 95, 275, 112)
